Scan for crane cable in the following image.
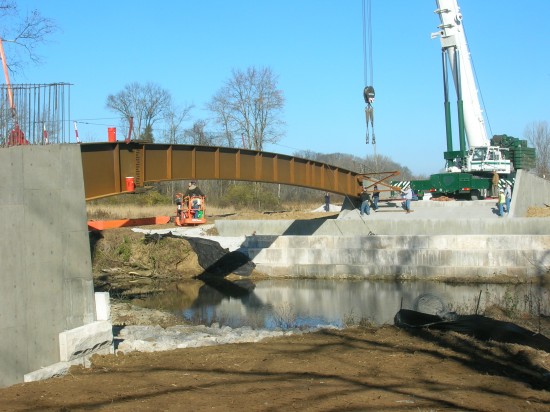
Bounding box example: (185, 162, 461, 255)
(362, 0, 373, 88)
(362, 0, 375, 146)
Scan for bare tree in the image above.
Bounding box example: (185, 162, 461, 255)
(106, 82, 172, 142)
(162, 103, 193, 144)
(208, 66, 285, 151)
(184, 120, 221, 146)
(0, 0, 57, 72)
(525, 121, 550, 179)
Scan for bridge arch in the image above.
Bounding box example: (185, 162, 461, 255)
(81, 142, 382, 200)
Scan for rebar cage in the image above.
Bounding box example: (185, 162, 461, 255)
(0, 83, 72, 147)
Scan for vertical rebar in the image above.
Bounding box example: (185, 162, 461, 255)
(1, 82, 71, 146)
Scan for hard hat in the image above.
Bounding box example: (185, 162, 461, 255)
(499, 189, 504, 192)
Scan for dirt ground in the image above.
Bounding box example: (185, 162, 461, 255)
(1, 207, 550, 411)
(527, 206, 550, 217)
(0, 326, 549, 411)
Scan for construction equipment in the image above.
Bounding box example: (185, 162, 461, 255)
(174, 193, 207, 226)
(411, 0, 535, 198)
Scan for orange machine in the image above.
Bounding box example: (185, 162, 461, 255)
(174, 193, 206, 226)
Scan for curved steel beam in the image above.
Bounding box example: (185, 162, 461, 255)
(81, 142, 396, 200)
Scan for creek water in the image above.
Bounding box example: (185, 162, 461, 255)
(138, 279, 549, 330)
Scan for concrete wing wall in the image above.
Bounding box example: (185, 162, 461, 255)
(0, 145, 96, 387)
(510, 170, 550, 218)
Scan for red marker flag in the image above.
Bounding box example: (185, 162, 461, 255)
(73, 121, 80, 143)
(43, 123, 48, 144)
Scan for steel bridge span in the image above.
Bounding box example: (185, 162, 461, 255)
(81, 142, 386, 201)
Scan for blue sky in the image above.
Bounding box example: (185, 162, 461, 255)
(9, 0, 550, 176)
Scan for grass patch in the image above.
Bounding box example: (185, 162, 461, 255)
(91, 229, 197, 278)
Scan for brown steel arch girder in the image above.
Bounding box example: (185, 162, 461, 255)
(80, 142, 388, 201)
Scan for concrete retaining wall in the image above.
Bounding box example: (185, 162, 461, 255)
(218, 171, 550, 281)
(0, 145, 112, 388)
(243, 235, 550, 280)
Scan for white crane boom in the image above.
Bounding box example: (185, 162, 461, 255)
(432, 0, 511, 174)
(433, 0, 488, 148)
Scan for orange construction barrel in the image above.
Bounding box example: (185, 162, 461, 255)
(108, 127, 116, 142)
(125, 177, 135, 192)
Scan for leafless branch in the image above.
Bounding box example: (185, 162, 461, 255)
(0, 1, 57, 71)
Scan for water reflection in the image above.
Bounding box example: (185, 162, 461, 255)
(139, 279, 549, 330)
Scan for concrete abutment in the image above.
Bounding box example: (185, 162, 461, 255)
(217, 171, 550, 282)
(0, 145, 113, 388)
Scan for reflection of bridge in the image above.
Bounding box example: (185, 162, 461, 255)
(81, 142, 394, 200)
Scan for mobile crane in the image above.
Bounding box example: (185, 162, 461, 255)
(411, 0, 535, 198)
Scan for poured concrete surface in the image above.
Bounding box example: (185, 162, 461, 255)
(0, 145, 112, 387)
(244, 234, 550, 280)
(217, 171, 550, 281)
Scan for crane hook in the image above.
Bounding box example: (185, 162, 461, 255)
(363, 85, 375, 105)
(364, 86, 375, 144)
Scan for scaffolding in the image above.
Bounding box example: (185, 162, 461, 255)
(0, 82, 72, 147)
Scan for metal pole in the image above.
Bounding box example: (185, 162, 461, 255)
(442, 49, 453, 153)
(454, 48, 467, 155)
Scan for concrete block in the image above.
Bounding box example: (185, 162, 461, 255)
(246, 247, 262, 260)
(450, 250, 486, 267)
(310, 235, 333, 249)
(59, 320, 113, 362)
(309, 248, 324, 265)
(24, 344, 113, 383)
(538, 236, 550, 249)
(261, 248, 283, 264)
(244, 232, 550, 281)
(332, 264, 362, 277)
(255, 264, 273, 276)
(243, 235, 277, 249)
(288, 237, 309, 248)
(24, 361, 71, 383)
(95, 292, 111, 321)
(357, 236, 379, 249)
(405, 236, 431, 250)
